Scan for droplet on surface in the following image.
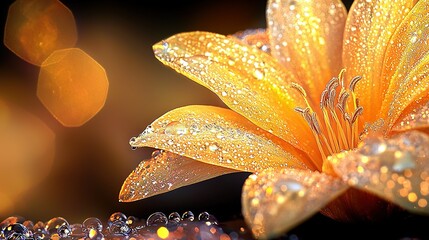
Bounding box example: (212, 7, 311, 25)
(242, 168, 347, 239)
(329, 131, 429, 214)
(3, 223, 32, 240)
(164, 121, 188, 136)
(181, 211, 195, 221)
(198, 212, 218, 225)
(168, 212, 181, 223)
(45, 217, 70, 237)
(82, 217, 103, 232)
(37, 48, 109, 127)
(146, 212, 168, 226)
(4, 0, 77, 66)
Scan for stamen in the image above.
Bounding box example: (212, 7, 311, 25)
(291, 69, 364, 165)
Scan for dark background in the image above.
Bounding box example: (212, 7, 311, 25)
(1, 0, 429, 239)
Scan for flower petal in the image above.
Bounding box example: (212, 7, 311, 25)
(393, 99, 429, 132)
(119, 151, 237, 202)
(231, 28, 271, 54)
(267, 0, 347, 103)
(152, 31, 320, 162)
(130, 105, 313, 171)
(343, 0, 416, 127)
(379, 0, 429, 129)
(242, 168, 348, 239)
(328, 130, 429, 215)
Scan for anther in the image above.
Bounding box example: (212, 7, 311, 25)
(349, 76, 362, 92)
(325, 77, 339, 91)
(328, 88, 336, 109)
(320, 90, 328, 109)
(351, 106, 363, 123)
(291, 82, 307, 98)
(311, 112, 321, 134)
(294, 107, 307, 114)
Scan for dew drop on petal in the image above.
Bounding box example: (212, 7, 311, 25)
(164, 121, 188, 136)
(253, 68, 265, 80)
(329, 131, 429, 214)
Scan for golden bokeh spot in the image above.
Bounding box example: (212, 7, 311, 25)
(0, 101, 55, 214)
(4, 0, 77, 66)
(157, 226, 169, 239)
(37, 48, 109, 127)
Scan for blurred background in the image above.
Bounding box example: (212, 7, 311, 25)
(3, 0, 429, 239)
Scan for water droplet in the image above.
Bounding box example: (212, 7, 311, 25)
(198, 212, 218, 225)
(181, 211, 195, 221)
(0, 216, 24, 233)
(45, 217, 70, 237)
(279, 179, 307, 199)
(32, 221, 48, 240)
(209, 144, 219, 152)
(164, 121, 188, 136)
(146, 212, 168, 226)
(57, 224, 72, 238)
(88, 228, 105, 240)
(108, 212, 127, 227)
(70, 223, 85, 238)
(151, 149, 164, 159)
(359, 137, 387, 156)
(216, 132, 225, 139)
(83, 217, 103, 232)
(392, 151, 415, 172)
(410, 32, 418, 43)
(126, 216, 145, 231)
(108, 221, 131, 236)
(3, 223, 32, 240)
(142, 125, 154, 135)
(168, 212, 181, 223)
(253, 68, 265, 80)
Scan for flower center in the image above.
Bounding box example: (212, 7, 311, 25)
(292, 69, 363, 161)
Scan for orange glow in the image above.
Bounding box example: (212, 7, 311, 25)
(4, 0, 77, 66)
(37, 48, 109, 127)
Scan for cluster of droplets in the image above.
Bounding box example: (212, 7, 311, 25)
(0, 211, 230, 240)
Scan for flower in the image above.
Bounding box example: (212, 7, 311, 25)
(120, 0, 429, 239)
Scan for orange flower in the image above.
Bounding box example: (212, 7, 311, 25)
(120, 0, 429, 239)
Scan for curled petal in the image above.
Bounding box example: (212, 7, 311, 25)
(242, 168, 348, 239)
(343, 0, 416, 127)
(393, 99, 429, 132)
(379, 0, 429, 129)
(130, 105, 312, 171)
(119, 151, 237, 202)
(267, 0, 347, 103)
(152, 31, 320, 163)
(328, 131, 429, 214)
